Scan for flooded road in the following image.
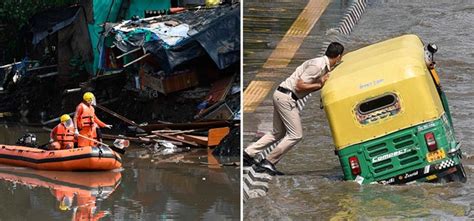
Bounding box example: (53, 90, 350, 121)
(0, 123, 240, 220)
(244, 0, 473, 219)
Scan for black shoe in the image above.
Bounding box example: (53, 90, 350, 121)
(243, 151, 258, 167)
(255, 159, 284, 176)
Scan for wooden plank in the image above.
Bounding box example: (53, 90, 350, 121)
(116, 47, 141, 59)
(140, 135, 183, 145)
(206, 75, 235, 104)
(177, 134, 208, 146)
(141, 120, 236, 131)
(202, 102, 233, 120)
(151, 129, 196, 135)
(123, 53, 150, 68)
(154, 133, 199, 147)
(95, 103, 140, 128)
(207, 127, 230, 146)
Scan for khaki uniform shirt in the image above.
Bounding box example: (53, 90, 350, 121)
(279, 56, 330, 99)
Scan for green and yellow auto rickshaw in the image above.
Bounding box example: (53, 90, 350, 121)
(321, 34, 466, 184)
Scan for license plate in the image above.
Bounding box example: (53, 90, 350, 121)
(426, 149, 446, 162)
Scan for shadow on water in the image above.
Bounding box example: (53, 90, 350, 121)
(0, 122, 240, 220)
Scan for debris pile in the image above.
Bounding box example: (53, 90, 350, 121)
(0, 2, 241, 157)
(102, 4, 240, 73)
(104, 119, 239, 157)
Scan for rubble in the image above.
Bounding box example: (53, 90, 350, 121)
(103, 4, 240, 73)
(0, 2, 241, 158)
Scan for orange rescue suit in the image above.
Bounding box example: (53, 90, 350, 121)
(74, 195, 106, 221)
(52, 189, 106, 221)
(74, 102, 106, 147)
(50, 123, 75, 150)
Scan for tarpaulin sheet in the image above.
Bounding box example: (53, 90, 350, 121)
(111, 4, 240, 74)
(193, 7, 240, 72)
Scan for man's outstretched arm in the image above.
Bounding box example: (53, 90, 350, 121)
(295, 74, 329, 93)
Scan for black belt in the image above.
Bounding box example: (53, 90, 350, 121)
(277, 86, 298, 101)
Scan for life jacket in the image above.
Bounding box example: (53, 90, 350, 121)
(56, 123, 75, 149)
(77, 103, 95, 129)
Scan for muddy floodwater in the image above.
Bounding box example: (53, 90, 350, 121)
(244, 0, 474, 220)
(0, 123, 240, 220)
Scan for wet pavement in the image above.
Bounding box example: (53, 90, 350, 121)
(244, 0, 474, 220)
(0, 123, 240, 220)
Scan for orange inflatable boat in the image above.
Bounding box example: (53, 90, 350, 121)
(0, 145, 122, 171)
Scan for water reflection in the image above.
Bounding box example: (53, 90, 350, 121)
(0, 166, 121, 220)
(114, 150, 240, 220)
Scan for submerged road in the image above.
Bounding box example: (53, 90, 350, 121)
(244, 0, 474, 220)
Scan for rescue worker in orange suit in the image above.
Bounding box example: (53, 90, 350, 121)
(49, 114, 76, 150)
(74, 92, 112, 147)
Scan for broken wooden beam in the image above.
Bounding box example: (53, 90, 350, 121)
(27, 64, 57, 72)
(116, 47, 142, 59)
(63, 88, 81, 94)
(151, 129, 195, 134)
(177, 134, 208, 146)
(207, 127, 230, 146)
(123, 53, 150, 68)
(140, 120, 237, 132)
(0, 62, 21, 69)
(37, 71, 59, 79)
(95, 103, 141, 128)
(154, 132, 200, 147)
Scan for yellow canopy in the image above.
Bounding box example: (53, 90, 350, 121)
(321, 34, 445, 150)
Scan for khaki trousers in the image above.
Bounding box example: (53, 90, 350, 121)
(245, 90, 303, 164)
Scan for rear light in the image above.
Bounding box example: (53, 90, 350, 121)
(349, 156, 361, 175)
(424, 132, 438, 152)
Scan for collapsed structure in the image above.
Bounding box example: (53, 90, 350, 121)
(0, 1, 241, 156)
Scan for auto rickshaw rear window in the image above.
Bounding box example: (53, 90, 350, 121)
(355, 93, 401, 125)
(358, 94, 397, 114)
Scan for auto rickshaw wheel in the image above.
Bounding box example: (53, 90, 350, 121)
(440, 164, 467, 183)
(451, 164, 467, 183)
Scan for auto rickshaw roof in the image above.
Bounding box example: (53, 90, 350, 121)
(322, 34, 427, 105)
(321, 34, 445, 149)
